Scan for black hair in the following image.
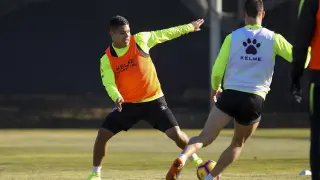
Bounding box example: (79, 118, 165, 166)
(109, 15, 129, 31)
(244, 0, 264, 18)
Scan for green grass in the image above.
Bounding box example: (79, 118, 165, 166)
(0, 129, 312, 179)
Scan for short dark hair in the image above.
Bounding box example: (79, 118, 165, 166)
(109, 15, 129, 30)
(244, 0, 264, 18)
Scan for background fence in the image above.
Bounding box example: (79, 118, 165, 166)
(0, 0, 310, 128)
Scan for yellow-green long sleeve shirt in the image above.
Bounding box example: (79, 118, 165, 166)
(101, 24, 194, 102)
(211, 24, 310, 99)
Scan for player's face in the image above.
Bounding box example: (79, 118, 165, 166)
(110, 25, 131, 47)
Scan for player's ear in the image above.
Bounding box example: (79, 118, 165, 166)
(261, 11, 265, 19)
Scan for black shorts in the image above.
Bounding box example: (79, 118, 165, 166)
(101, 97, 179, 134)
(215, 89, 264, 126)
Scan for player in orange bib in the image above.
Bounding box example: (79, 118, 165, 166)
(87, 15, 205, 180)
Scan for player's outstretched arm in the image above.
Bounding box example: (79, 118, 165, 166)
(274, 33, 310, 68)
(133, 19, 204, 53)
(100, 55, 123, 103)
(274, 33, 310, 103)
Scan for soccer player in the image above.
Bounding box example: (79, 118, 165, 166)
(291, 0, 320, 179)
(87, 15, 205, 180)
(166, 0, 310, 179)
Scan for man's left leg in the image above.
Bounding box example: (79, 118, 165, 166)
(144, 97, 203, 166)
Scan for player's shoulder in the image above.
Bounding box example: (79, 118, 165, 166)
(231, 27, 243, 34)
(100, 54, 109, 62)
(260, 27, 274, 32)
(134, 32, 151, 40)
(133, 32, 153, 50)
(224, 33, 232, 42)
(229, 27, 244, 41)
(234, 26, 244, 31)
(260, 27, 275, 40)
(272, 31, 284, 38)
(261, 27, 275, 34)
(230, 27, 248, 37)
(272, 32, 287, 43)
(101, 45, 111, 57)
(133, 32, 152, 46)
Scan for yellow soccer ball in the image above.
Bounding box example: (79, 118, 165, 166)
(196, 160, 216, 180)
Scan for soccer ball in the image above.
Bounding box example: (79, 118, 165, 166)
(196, 160, 216, 180)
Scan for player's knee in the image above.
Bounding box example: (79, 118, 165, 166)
(202, 136, 214, 147)
(96, 128, 114, 143)
(231, 136, 245, 148)
(199, 132, 215, 147)
(165, 127, 188, 144)
(199, 131, 215, 147)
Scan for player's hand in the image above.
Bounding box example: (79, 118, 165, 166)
(190, 19, 204, 31)
(211, 89, 222, 103)
(115, 97, 124, 112)
(290, 78, 302, 103)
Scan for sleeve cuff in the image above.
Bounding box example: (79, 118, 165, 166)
(187, 23, 195, 32)
(211, 84, 221, 90)
(111, 94, 122, 102)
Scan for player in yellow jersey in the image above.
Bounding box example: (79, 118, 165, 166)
(166, 0, 310, 179)
(87, 16, 205, 180)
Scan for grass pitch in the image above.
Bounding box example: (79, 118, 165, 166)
(0, 129, 311, 179)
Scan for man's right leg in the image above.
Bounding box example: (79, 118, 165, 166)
(92, 128, 115, 173)
(88, 111, 121, 180)
(88, 105, 140, 180)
